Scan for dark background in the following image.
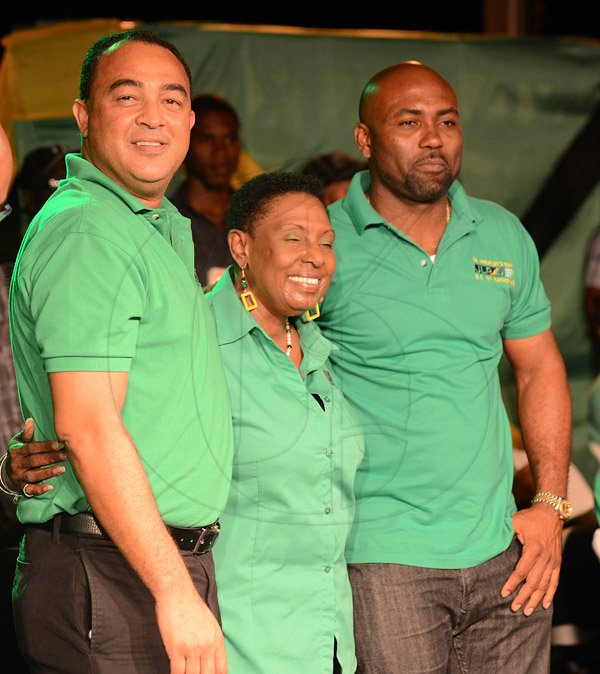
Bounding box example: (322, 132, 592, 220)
(1, 1, 599, 44)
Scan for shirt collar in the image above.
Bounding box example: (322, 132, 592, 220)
(65, 153, 183, 225)
(340, 170, 383, 234)
(206, 268, 256, 346)
(297, 318, 335, 376)
(339, 169, 480, 240)
(64, 153, 195, 277)
(206, 269, 336, 373)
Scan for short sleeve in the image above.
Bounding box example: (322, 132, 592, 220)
(501, 225, 551, 340)
(25, 232, 145, 372)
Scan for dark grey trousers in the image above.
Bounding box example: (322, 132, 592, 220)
(348, 537, 552, 674)
(12, 524, 221, 674)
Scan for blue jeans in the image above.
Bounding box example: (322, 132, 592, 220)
(348, 538, 552, 673)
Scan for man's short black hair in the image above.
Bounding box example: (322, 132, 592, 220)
(191, 94, 240, 128)
(79, 29, 193, 101)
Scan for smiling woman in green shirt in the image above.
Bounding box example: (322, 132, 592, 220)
(207, 171, 364, 673)
(5, 171, 365, 674)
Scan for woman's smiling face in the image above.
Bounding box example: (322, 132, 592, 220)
(241, 192, 336, 319)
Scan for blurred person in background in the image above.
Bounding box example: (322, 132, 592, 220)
(301, 150, 367, 206)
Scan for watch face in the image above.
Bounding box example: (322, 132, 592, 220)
(559, 501, 572, 519)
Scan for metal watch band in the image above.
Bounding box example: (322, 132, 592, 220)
(531, 492, 571, 520)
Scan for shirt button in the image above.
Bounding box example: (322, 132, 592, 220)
(420, 259, 427, 267)
(324, 565, 331, 573)
(326, 450, 333, 458)
(324, 507, 331, 514)
(151, 213, 160, 220)
(323, 395, 331, 403)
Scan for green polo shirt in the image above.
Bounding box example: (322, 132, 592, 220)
(9, 154, 233, 527)
(319, 171, 551, 568)
(206, 271, 364, 674)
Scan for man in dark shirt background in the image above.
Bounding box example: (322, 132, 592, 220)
(171, 94, 243, 287)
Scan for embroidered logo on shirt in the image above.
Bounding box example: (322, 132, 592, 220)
(473, 257, 515, 286)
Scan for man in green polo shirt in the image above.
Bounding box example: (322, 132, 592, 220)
(8, 30, 232, 673)
(318, 61, 572, 673)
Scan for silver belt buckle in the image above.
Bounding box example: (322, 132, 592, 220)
(192, 521, 220, 554)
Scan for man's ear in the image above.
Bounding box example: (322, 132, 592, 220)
(228, 229, 250, 269)
(354, 122, 372, 160)
(72, 99, 89, 138)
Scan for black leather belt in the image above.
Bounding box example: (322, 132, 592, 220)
(31, 512, 220, 555)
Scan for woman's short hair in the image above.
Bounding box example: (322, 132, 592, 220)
(227, 171, 325, 234)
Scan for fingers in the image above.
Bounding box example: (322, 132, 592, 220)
(508, 561, 554, 615)
(215, 644, 228, 674)
(11, 461, 66, 490)
(23, 417, 34, 442)
(167, 646, 222, 674)
(501, 544, 561, 616)
(11, 430, 67, 468)
(542, 566, 561, 610)
(17, 448, 68, 470)
(11, 446, 67, 475)
(14, 439, 66, 457)
(12, 418, 66, 458)
(22, 483, 35, 498)
(200, 658, 214, 674)
(21, 481, 51, 497)
(168, 653, 184, 674)
(21, 464, 66, 489)
(501, 566, 525, 602)
(521, 571, 558, 616)
(197, 634, 225, 674)
(8, 424, 68, 490)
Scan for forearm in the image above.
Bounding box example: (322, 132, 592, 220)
(62, 417, 196, 601)
(501, 330, 571, 612)
(516, 358, 571, 495)
(50, 371, 196, 604)
(56, 403, 224, 666)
